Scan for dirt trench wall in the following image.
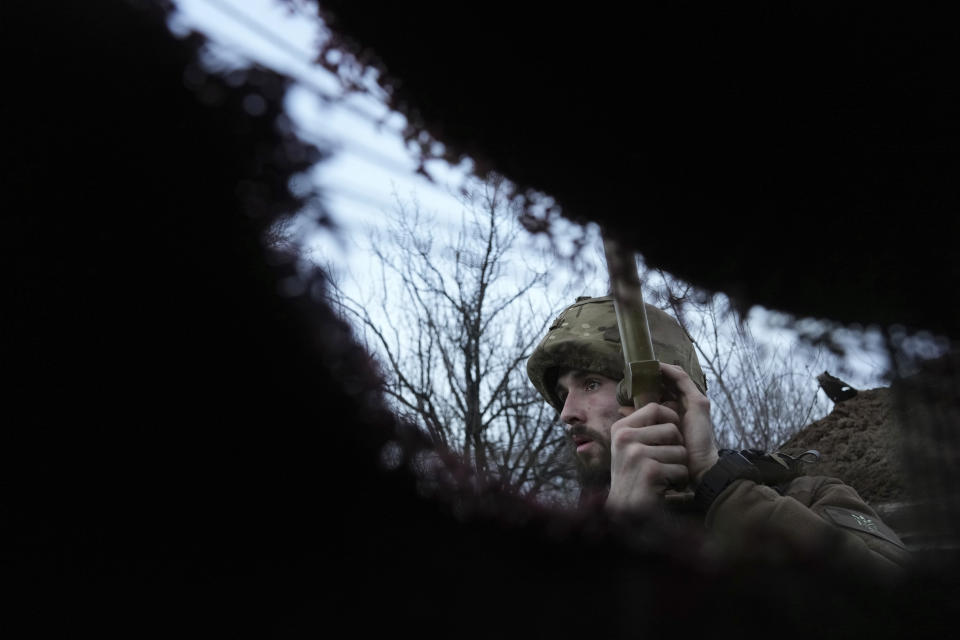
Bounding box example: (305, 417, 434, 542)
(779, 388, 907, 506)
(779, 356, 960, 556)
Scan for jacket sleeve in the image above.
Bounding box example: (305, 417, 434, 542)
(703, 475, 911, 583)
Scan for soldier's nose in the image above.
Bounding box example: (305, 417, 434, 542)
(560, 396, 583, 425)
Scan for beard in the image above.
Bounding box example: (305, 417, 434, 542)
(574, 438, 612, 506)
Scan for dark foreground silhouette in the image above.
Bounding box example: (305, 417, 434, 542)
(3, 2, 958, 637)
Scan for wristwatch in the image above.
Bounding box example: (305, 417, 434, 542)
(693, 450, 762, 512)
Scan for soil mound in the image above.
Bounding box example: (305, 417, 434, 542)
(779, 387, 907, 507)
(779, 355, 960, 556)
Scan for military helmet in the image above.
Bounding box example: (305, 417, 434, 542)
(526, 295, 707, 413)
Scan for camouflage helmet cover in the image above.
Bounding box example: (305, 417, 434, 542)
(526, 295, 707, 413)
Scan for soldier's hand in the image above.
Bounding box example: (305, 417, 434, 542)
(605, 401, 689, 514)
(658, 362, 719, 487)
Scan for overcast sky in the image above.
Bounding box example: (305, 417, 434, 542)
(170, 0, 474, 259)
(169, 0, 597, 288)
(166, 0, 896, 392)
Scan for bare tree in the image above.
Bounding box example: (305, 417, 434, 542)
(634, 261, 832, 451)
(324, 177, 578, 504)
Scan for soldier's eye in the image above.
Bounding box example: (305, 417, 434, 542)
(585, 379, 601, 391)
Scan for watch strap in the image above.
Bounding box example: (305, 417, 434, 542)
(694, 450, 761, 512)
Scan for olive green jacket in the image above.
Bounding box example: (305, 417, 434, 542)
(703, 475, 910, 582)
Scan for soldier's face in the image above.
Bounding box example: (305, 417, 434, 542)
(556, 370, 622, 479)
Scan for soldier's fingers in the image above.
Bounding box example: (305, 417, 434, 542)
(632, 423, 684, 447)
(643, 444, 687, 465)
(613, 432, 687, 463)
(662, 463, 690, 489)
(660, 363, 707, 406)
(641, 461, 689, 490)
(616, 401, 680, 430)
(613, 454, 689, 486)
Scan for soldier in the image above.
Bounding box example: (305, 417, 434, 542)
(526, 295, 910, 579)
